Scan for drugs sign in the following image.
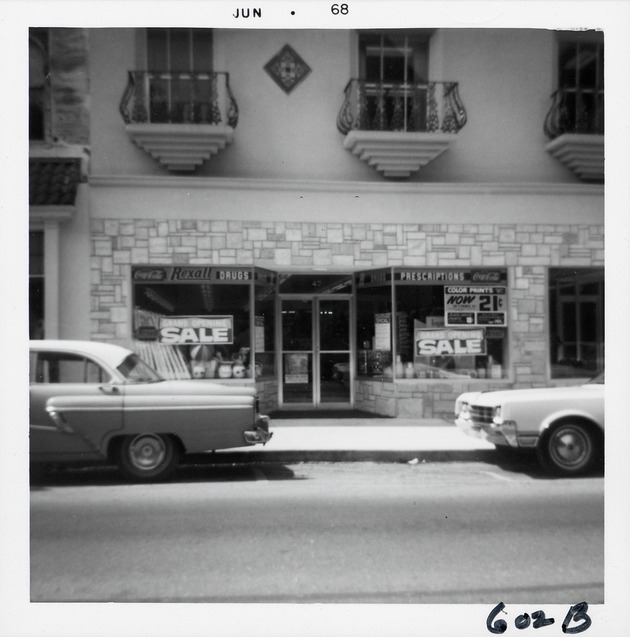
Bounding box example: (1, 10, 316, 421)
(158, 316, 233, 345)
(444, 286, 506, 326)
(415, 328, 486, 357)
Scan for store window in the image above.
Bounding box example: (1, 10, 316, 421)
(356, 269, 393, 377)
(253, 270, 277, 378)
(556, 31, 604, 134)
(358, 30, 430, 131)
(29, 231, 45, 339)
(146, 28, 214, 123)
(29, 28, 48, 141)
(356, 268, 509, 380)
(132, 266, 274, 381)
(549, 268, 604, 378)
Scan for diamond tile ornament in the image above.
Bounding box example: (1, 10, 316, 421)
(264, 44, 311, 94)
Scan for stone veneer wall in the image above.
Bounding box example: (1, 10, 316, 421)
(90, 219, 604, 418)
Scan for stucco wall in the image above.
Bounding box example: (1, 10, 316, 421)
(88, 27, 582, 184)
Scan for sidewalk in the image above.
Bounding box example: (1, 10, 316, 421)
(212, 418, 497, 464)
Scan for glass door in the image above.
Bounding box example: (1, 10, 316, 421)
(318, 298, 351, 405)
(281, 299, 314, 406)
(280, 297, 352, 408)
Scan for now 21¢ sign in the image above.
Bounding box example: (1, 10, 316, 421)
(444, 286, 507, 327)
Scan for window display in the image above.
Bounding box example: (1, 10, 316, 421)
(355, 270, 393, 378)
(132, 266, 275, 380)
(355, 268, 509, 379)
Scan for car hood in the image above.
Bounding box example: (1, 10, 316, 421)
(458, 383, 603, 407)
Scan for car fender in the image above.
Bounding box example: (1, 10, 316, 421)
(44, 393, 125, 456)
(538, 408, 604, 437)
(119, 393, 258, 453)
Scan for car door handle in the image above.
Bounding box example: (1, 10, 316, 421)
(99, 385, 120, 395)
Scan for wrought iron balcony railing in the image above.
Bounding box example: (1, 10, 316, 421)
(120, 71, 238, 127)
(543, 87, 604, 139)
(337, 80, 467, 135)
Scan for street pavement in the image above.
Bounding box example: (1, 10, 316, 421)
(210, 417, 499, 464)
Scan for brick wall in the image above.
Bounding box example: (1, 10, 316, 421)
(90, 218, 604, 417)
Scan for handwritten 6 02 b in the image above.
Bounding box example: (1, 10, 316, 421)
(486, 602, 592, 634)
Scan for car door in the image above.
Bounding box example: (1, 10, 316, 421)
(29, 349, 124, 460)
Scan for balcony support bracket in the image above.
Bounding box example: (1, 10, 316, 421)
(126, 123, 234, 172)
(544, 133, 604, 183)
(344, 130, 455, 179)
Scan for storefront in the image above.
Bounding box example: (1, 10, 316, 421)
(127, 261, 602, 418)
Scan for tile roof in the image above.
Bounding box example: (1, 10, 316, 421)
(29, 158, 81, 206)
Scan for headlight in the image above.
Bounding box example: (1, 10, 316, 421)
(492, 405, 503, 425)
(458, 401, 470, 419)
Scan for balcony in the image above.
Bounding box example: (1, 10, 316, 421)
(543, 88, 604, 183)
(119, 71, 238, 172)
(337, 80, 467, 179)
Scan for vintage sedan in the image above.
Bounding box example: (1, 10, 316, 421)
(29, 340, 272, 481)
(454, 372, 604, 476)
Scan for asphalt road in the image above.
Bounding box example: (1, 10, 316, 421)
(30, 460, 604, 606)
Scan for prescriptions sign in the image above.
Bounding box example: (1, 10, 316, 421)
(158, 316, 233, 345)
(415, 327, 486, 357)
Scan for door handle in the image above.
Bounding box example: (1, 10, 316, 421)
(99, 385, 120, 395)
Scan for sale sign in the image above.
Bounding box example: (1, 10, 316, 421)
(415, 327, 486, 357)
(158, 316, 233, 345)
(444, 286, 506, 326)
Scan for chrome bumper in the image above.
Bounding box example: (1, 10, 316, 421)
(243, 415, 273, 446)
(455, 415, 484, 439)
(455, 416, 508, 446)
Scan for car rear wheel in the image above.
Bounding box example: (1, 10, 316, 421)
(118, 433, 178, 482)
(537, 422, 600, 476)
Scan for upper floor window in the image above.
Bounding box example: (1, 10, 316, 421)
(359, 31, 428, 84)
(357, 31, 430, 131)
(29, 29, 49, 141)
(147, 28, 213, 72)
(146, 28, 214, 123)
(556, 31, 604, 134)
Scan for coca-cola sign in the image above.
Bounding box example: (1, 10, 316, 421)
(133, 268, 166, 281)
(471, 271, 503, 283)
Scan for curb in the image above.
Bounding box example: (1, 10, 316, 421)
(185, 448, 501, 465)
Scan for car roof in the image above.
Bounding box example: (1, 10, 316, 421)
(29, 340, 134, 369)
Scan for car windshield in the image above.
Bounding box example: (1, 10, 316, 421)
(589, 370, 605, 384)
(117, 354, 164, 383)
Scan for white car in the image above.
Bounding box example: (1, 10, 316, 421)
(454, 372, 604, 476)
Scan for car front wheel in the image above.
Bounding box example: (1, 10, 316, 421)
(537, 422, 600, 476)
(118, 433, 178, 482)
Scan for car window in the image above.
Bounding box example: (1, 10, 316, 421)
(117, 354, 163, 383)
(32, 352, 111, 384)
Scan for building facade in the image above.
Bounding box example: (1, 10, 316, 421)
(29, 27, 604, 418)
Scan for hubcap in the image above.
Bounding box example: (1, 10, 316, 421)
(549, 427, 590, 468)
(128, 434, 166, 471)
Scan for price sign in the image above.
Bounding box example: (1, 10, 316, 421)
(444, 286, 506, 327)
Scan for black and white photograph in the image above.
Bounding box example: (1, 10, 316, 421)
(2, 1, 629, 636)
